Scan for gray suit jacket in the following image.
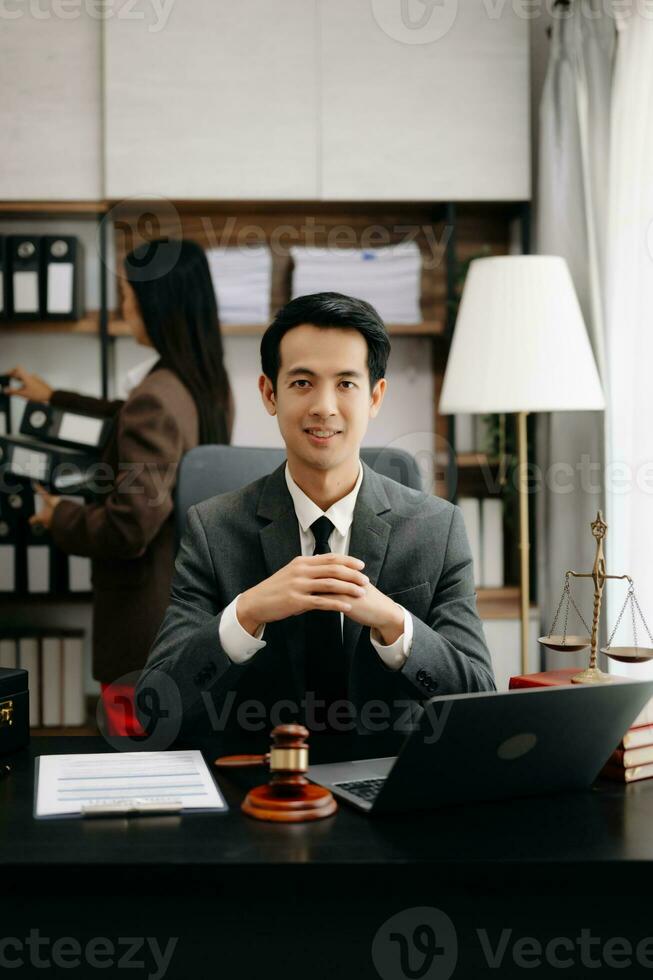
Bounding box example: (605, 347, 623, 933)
(136, 461, 495, 740)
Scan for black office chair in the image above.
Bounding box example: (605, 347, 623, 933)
(175, 445, 422, 540)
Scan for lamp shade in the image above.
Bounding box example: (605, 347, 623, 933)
(439, 255, 605, 414)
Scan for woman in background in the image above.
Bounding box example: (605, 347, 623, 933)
(6, 239, 233, 735)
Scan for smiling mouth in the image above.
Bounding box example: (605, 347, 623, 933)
(304, 428, 342, 441)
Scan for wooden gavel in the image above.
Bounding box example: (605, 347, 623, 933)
(214, 724, 337, 823)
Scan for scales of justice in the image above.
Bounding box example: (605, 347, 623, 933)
(539, 511, 653, 683)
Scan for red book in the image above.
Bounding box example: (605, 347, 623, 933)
(509, 670, 653, 731)
(509, 669, 578, 689)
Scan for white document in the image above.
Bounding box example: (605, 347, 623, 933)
(13, 271, 39, 313)
(27, 544, 49, 593)
(58, 412, 103, 447)
(41, 636, 62, 727)
(481, 498, 505, 588)
(62, 634, 85, 726)
(12, 445, 48, 481)
(290, 243, 422, 325)
(34, 750, 228, 818)
(206, 246, 271, 325)
(0, 544, 15, 592)
(0, 638, 16, 668)
(455, 414, 475, 454)
(46, 262, 73, 315)
(18, 637, 40, 726)
(68, 555, 91, 592)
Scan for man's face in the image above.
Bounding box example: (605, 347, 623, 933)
(260, 324, 386, 473)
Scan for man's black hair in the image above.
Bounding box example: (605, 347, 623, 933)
(260, 291, 391, 391)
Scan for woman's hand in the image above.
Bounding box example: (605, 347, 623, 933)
(4, 366, 53, 403)
(28, 484, 62, 531)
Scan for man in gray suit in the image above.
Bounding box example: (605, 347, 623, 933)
(136, 292, 495, 742)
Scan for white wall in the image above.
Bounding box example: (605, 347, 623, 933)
(0, 0, 529, 202)
(320, 0, 530, 200)
(104, 0, 320, 200)
(0, 11, 102, 200)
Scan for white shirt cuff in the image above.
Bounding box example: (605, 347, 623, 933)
(219, 593, 267, 664)
(370, 605, 413, 671)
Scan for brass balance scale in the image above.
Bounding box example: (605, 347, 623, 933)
(538, 511, 653, 684)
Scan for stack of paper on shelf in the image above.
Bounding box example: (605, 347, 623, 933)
(290, 243, 422, 324)
(205, 246, 272, 325)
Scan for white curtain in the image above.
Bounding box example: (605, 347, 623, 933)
(535, 3, 615, 669)
(604, 17, 653, 674)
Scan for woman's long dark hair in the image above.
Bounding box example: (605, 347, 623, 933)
(124, 239, 232, 444)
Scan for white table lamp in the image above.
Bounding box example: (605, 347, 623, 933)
(439, 255, 605, 673)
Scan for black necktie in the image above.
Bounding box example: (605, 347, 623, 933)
(304, 516, 348, 727)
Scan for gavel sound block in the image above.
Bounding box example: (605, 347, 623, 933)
(214, 724, 338, 823)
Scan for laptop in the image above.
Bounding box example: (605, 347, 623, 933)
(308, 681, 653, 813)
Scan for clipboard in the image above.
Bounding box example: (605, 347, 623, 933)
(34, 750, 229, 819)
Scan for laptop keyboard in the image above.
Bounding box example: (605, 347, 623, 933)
(334, 778, 386, 803)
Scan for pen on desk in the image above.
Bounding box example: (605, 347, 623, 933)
(80, 800, 183, 818)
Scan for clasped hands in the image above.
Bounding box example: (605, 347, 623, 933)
(237, 553, 404, 647)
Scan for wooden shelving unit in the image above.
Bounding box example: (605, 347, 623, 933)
(2, 313, 108, 335)
(0, 594, 92, 605)
(477, 587, 535, 620)
(2, 313, 445, 338)
(0, 201, 107, 215)
(456, 452, 502, 469)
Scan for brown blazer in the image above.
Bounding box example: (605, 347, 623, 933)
(49, 365, 229, 683)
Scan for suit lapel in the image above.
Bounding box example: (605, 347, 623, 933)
(256, 460, 393, 700)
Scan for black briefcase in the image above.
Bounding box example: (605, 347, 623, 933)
(0, 667, 30, 755)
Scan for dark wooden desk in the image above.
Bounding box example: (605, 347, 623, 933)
(2, 736, 653, 979)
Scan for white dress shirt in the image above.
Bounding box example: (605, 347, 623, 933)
(219, 460, 413, 670)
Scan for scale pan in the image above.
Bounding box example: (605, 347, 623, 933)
(601, 646, 653, 664)
(538, 635, 591, 653)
